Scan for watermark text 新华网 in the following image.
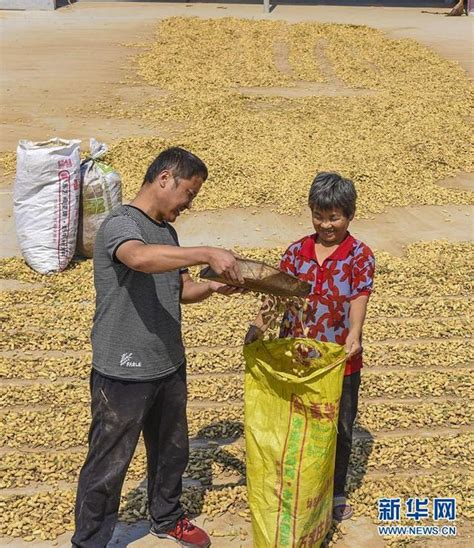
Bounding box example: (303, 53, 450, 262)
(377, 497, 457, 537)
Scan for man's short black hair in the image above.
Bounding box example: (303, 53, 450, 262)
(143, 147, 208, 185)
(308, 172, 357, 218)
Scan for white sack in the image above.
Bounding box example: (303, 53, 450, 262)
(14, 138, 81, 274)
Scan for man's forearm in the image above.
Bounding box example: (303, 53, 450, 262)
(124, 244, 212, 274)
(181, 281, 213, 304)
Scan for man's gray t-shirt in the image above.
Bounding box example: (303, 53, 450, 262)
(91, 205, 186, 380)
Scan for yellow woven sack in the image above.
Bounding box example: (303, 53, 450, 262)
(243, 338, 347, 548)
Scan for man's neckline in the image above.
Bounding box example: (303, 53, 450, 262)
(124, 204, 167, 227)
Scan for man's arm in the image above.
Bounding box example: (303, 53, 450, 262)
(180, 273, 242, 304)
(345, 294, 369, 358)
(115, 240, 244, 284)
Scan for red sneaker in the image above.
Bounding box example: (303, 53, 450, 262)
(150, 516, 211, 547)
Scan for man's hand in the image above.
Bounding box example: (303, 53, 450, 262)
(207, 248, 244, 285)
(345, 330, 362, 359)
(244, 324, 264, 345)
(208, 281, 246, 296)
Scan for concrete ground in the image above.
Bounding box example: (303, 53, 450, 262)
(0, 2, 472, 547)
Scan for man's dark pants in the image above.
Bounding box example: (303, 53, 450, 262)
(334, 370, 361, 497)
(72, 364, 188, 548)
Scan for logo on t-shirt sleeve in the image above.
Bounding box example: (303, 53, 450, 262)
(120, 352, 142, 368)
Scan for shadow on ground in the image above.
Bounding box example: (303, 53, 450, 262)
(114, 417, 374, 545)
(323, 425, 375, 545)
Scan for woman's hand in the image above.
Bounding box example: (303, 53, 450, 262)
(345, 330, 362, 359)
(244, 325, 264, 345)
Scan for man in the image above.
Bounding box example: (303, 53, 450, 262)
(72, 147, 244, 548)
